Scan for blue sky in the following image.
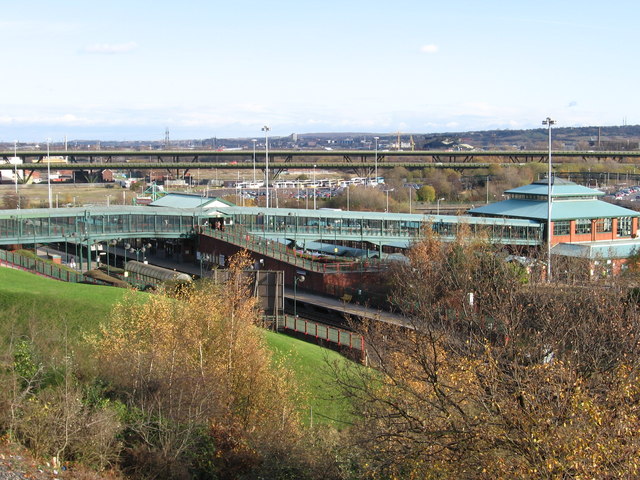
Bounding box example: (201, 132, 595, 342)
(2, 0, 638, 141)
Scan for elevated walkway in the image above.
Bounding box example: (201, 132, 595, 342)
(0, 204, 544, 248)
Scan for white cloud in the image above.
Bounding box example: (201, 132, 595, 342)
(82, 42, 138, 54)
(420, 44, 439, 54)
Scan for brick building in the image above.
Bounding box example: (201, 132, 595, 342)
(470, 178, 640, 275)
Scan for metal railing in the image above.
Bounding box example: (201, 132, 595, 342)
(279, 314, 365, 353)
(0, 249, 105, 285)
(201, 225, 386, 274)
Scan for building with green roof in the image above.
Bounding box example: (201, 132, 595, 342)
(469, 178, 640, 271)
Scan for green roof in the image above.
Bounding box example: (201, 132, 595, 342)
(469, 198, 639, 221)
(216, 206, 540, 226)
(506, 177, 605, 198)
(551, 239, 640, 259)
(149, 193, 234, 209)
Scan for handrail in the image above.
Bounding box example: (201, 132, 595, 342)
(0, 249, 106, 285)
(278, 314, 365, 356)
(200, 224, 386, 273)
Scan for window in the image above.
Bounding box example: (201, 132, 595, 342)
(618, 217, 632, 237)
(553, 220, 570, 236)
(575, 218, 591, 235)
(595, 218, 612, 233)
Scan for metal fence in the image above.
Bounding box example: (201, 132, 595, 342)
(279, 314, 365, 353)
(0, 249, 105, 285)
(201, 225, 385, 274)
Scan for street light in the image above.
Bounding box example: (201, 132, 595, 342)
(294, 272, 305, 318)
(384, 189, 394, 213)
(106, 239, 117, 274)
(64, 232, 77, 267)
(130, 243, 153, 263)
(373, 136, 379, 184)
(46, 138, 52, 208)
(252, 138, 257, 184)
(436, 197, 445, 215)
(543, 117, 556, 282)
(486, 175, 490, 204)
(262, 126, 270, 208)
(313, 164, 317, 210)
(13, 140, 18, 198)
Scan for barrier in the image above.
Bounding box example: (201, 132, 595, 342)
(0, 249, 105, 285)
(280, 314, 365, 354)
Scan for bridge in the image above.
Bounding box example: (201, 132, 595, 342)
(0, 204, 544, 254)
(2, 149, 640, 173)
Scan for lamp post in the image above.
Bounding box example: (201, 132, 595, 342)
(436, 197, 445, 215)
(106, 239, 117, 274)
(252, 138, 257, 184)
(262, 126, 270, 208)
(543, 117, 556, 282)
(373, 136, 379, 184)
(313, 164, 317, 210)
(46, 138, 52, 208)
(130, 243, 152, 263)
(294, 273, 305, 318)
(486, 175, 490, 204)
(384, 189, 393, 213)
(13, 140, 18, 197)
(64, 232, 77, 267)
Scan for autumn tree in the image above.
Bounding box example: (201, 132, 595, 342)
(90, 251, 307, 478)
(335, 231, 640, 478)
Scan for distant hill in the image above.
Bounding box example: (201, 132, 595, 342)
(5, 125, 639, 152)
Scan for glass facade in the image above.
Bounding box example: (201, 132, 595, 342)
(0, 207, 545, 248)
(0, 209, 197, 244)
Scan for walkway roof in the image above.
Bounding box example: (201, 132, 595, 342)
(216, 206, 542, 227)
(0, 205, 200, 219)
(551, 238, 640, 259)
(149, 193, 233, 209)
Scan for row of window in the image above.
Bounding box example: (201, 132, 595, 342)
(553, 217, 633, 237)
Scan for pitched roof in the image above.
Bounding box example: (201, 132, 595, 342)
(551, 239, 640, 259)
(149, 193, 234, 209)
(469, 198, 639, 221)
(505, 177, 605, 198)
(470, 178, 639, 221)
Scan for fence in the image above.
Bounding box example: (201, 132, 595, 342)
(0, 249, 106, 285)
(201, 225, 386, 274)
(279, 314, 365, 358)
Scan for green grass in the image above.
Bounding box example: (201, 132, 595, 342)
(265, 330, 357, 427)
(0, 266, 357, 427)
(0, 266, 136, 337)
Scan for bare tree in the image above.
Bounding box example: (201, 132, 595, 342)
(334, 232, 640, 478)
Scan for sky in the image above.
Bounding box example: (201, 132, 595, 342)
(2, 0, 639, 142)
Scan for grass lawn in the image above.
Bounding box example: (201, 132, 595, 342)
(265, 330, 356, 427)
(0, 266, 135, 336)
(0, 266, 357, 427)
